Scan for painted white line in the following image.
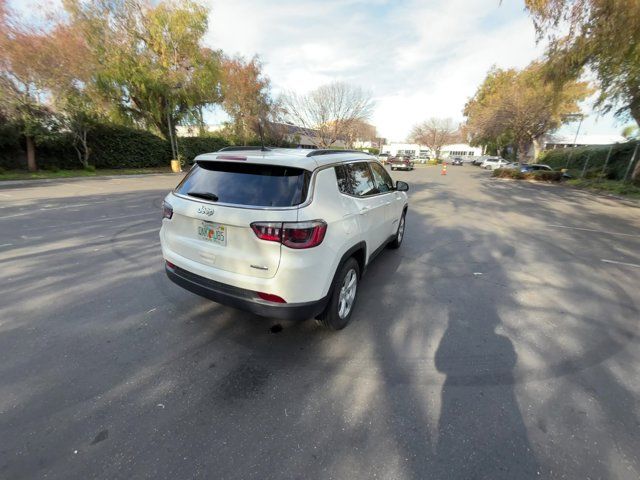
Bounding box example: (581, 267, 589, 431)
(601, 259, 640, 269)
(0, 243, 13, 248)
(547, 224, 640, 238)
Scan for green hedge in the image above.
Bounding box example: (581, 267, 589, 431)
(87, 124, 172, 169)
(178, 136, 231, 164)
(0, 123, 233, 170)
(539, 140, 639, 181)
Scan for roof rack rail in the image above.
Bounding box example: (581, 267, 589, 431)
(217, 146, 272, 152)
(306, 149, 371, 158)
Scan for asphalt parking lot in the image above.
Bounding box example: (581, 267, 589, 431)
(1, 166, 639, 479)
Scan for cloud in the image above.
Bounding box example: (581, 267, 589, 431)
(205, 0, 619, 141)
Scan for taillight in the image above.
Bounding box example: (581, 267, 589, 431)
(251, 222, 282, 242)
(162, 201, 173, 219)
(282, 221, 327, 249)
(250, 220, 327, 249)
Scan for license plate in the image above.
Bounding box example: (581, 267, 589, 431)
(197, 222, 227, 246)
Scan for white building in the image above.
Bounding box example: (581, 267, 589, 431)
(524, 133, 628, 159)
(381, 142, 481, 159)
(541, 133, 627, 150)
(353, 140, 384, 150)
(381, 143, 432, 158)
(441, 143, 482, 158)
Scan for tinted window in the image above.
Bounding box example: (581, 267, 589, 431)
(335, 162, 377, 197)
(177, 162, 310, 207)
(370, 162, 394, 193)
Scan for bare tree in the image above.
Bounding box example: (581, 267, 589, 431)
(409, 118, 458, 159)
(281, 82, 374, 148)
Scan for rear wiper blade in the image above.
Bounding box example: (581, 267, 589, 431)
(187, 191, 219, 201)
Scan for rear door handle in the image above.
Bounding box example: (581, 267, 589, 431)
(359, 206, 370, 214)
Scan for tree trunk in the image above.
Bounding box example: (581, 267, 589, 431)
(26, 135, 37, 172)
(82, 131, 90, 169)
(631, 142, 640, 182)
(73, 130, 90, 169)
(630, 103, 640, 181)
(517, 139, 528, 163)
(532, 137, 543, 161)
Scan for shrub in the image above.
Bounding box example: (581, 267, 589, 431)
(0, 120, 20, 149)
(492, 168, 525, 179)
(528, 170, 563, 182)
(42, 164, 61, 172)
(87, 124, 171, 169)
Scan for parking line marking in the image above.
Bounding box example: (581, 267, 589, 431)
(601, 259, 640, 269)
(547, 224, 640, 238)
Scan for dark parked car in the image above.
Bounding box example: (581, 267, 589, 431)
(520, 164, 552, 173)
(451, 157, 464, 166)
(521, 163, 571, 179)
(388, 156, 414, 171)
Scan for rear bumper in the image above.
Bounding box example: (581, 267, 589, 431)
(165, 263, 329, 321)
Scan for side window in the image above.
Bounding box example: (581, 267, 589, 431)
(335, 165, 353, 195)
(370, 162, 394, 193)
(334, 162, 377, 197)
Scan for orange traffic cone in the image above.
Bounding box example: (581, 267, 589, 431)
(441, 162, 447, 175)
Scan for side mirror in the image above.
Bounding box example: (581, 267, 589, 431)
(396, 181, 409, 192)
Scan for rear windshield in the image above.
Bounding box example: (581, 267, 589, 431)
(176, 161, 311, 207)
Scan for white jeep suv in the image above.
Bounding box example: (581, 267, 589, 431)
(160, 147, 409, 330)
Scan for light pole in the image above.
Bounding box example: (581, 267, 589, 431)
(570, 114, 584, 147)
(562, 113, 584, 168)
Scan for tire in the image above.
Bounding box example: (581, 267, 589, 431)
(391, 167, 396, 171)
(388, 210, 406, 249)
(316, 258, 360, 330)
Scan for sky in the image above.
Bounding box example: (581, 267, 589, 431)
(204, 0, 625, 141)
(8, 0, 628, 142)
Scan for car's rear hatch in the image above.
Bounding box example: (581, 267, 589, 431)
(164, 160, 311, 279)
